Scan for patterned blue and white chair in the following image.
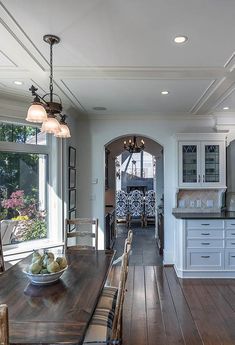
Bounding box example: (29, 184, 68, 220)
(144, 190, 156, 226)
(116, 190, 128, 224)
(128, 190, 144, 227)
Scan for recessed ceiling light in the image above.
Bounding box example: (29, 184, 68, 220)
(93, 107, 107, 111)
(161, 91, 169, 95)
(13, 81, 23, 85)
(223, 106, 229, 110)
(174, 35, 188, 44)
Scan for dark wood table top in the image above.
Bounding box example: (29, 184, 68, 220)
(0, 250, 115, 345)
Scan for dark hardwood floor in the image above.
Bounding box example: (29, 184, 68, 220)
(111, 224, 235, 345)
(114, 223, 163, 266)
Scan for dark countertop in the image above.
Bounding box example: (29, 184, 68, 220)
(172, 211, 235, 219)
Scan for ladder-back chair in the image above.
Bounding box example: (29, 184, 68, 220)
(83, 253, 128, 345)
(65, 218, 98, 251)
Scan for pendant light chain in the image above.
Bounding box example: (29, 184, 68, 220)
(49, 39, 53, 103)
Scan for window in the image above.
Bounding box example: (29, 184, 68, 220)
(0, 122, 49, 246)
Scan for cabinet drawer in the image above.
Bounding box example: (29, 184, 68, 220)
(187, 250, 224, 270)
(225, 220, 235, 229)
(225, 250, 235, 270)
(225, 239, 235, 248)
(187, 229, 224, 239)
(226, 230, 235, 238)
(187, 219, 223, 229)
(187, 239, 224, 248)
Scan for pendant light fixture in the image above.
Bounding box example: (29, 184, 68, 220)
(123, 136, 145, 153)
(26, 34, 71, 138)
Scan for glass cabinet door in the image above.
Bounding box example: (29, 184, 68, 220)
(182, 144, 198, 183)
(204, 144, 219, 183)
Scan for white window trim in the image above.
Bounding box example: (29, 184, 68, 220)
(0, 126, 64, 257)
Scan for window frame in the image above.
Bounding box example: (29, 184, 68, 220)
(0, 120, 64, 259)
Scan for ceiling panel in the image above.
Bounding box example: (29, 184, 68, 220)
(62, 79, 213, 114)
(0, 51, 16, 67)
(2, 0, 235, 68)
(214, 87, 235, 112)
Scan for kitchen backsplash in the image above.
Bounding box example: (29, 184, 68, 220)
(174, 189, 226, 212)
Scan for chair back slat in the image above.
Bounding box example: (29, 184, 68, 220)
(66, 231, 96, 238)
(64, 218, 98, 251)
(111, 253, 128, 341)
(0, 304, 9, 345)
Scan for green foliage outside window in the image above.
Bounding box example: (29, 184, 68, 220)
(0, 122, 47, 244)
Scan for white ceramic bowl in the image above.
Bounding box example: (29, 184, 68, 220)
(23, 266, 68, 285)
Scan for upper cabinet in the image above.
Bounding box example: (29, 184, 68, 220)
(178, 134, 226, 189)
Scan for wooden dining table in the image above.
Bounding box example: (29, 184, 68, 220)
(0, 249, 115, 345)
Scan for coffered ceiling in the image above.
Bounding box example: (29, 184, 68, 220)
(0, 0, 235, 118)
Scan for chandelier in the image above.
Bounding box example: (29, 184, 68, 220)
(123, 136, 145, 153)
(26, 35, 71, 138)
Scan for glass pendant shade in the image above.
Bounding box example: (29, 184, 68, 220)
(55, 123, 71, 138)
(41, 116, 61, 134)
(26, 103, 47, 123)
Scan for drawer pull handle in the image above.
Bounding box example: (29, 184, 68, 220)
(231, 243, 235, 245)
(231, 224, 235, 226)
(201, 233, 210, 235)
(201, 255, 210, 258)
(231, 256, 235, 258)
(201, 223, 210, 226)
(201, 242, 210, 245)
(231, 233, 235, 235)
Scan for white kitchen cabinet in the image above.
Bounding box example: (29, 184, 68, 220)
(178, 139, 226, 188)
(174, 218, 235, 278)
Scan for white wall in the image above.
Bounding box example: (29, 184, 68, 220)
(76, 115, 216, 264)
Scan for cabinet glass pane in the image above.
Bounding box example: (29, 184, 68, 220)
(182, 145, 197, 183)
(204, 145, 219, 182)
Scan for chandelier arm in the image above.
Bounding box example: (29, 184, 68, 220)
(41, 92, 62, 104)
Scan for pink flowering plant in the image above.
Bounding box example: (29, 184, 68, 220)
(1, 189, 46, 242)
(1, 190, 25, 213)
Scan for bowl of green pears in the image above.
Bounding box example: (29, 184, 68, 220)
(23, 251, 68, 285)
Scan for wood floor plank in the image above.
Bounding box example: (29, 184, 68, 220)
(145, 266, 167, 345)
(180, 279, 221, 345)
(206, 280, 235, 343)
(182, 278, 232, 345)
(129, 266, 148, 345)
(123, 266, 134, 344)
(165, 267, 203, 345)
(217, 282, 235, 312)
(155, 266, 185, 345)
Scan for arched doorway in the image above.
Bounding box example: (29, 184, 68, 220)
(104, 134, 164, 264)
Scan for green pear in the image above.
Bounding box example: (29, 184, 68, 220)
(56, 257, 67, 269)
(47, 260, 60, 273)
(40, 268, 49, 274)
(47, 252, 55, 260)
(32, 251, 42, 263)
(29, 262, 42, 274)
(43, 255, 54, 268)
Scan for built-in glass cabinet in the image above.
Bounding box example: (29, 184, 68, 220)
(178, 140, 225, 188)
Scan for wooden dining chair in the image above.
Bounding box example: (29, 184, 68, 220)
(83, 253, 128, 345)
(64, 218, 98, 251)
(0, 304, 9, 345)
(97, 233, 132, 313)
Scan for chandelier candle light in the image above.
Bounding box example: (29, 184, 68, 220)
(26, 35, 71, 138)
(123, 136, 145, 153)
